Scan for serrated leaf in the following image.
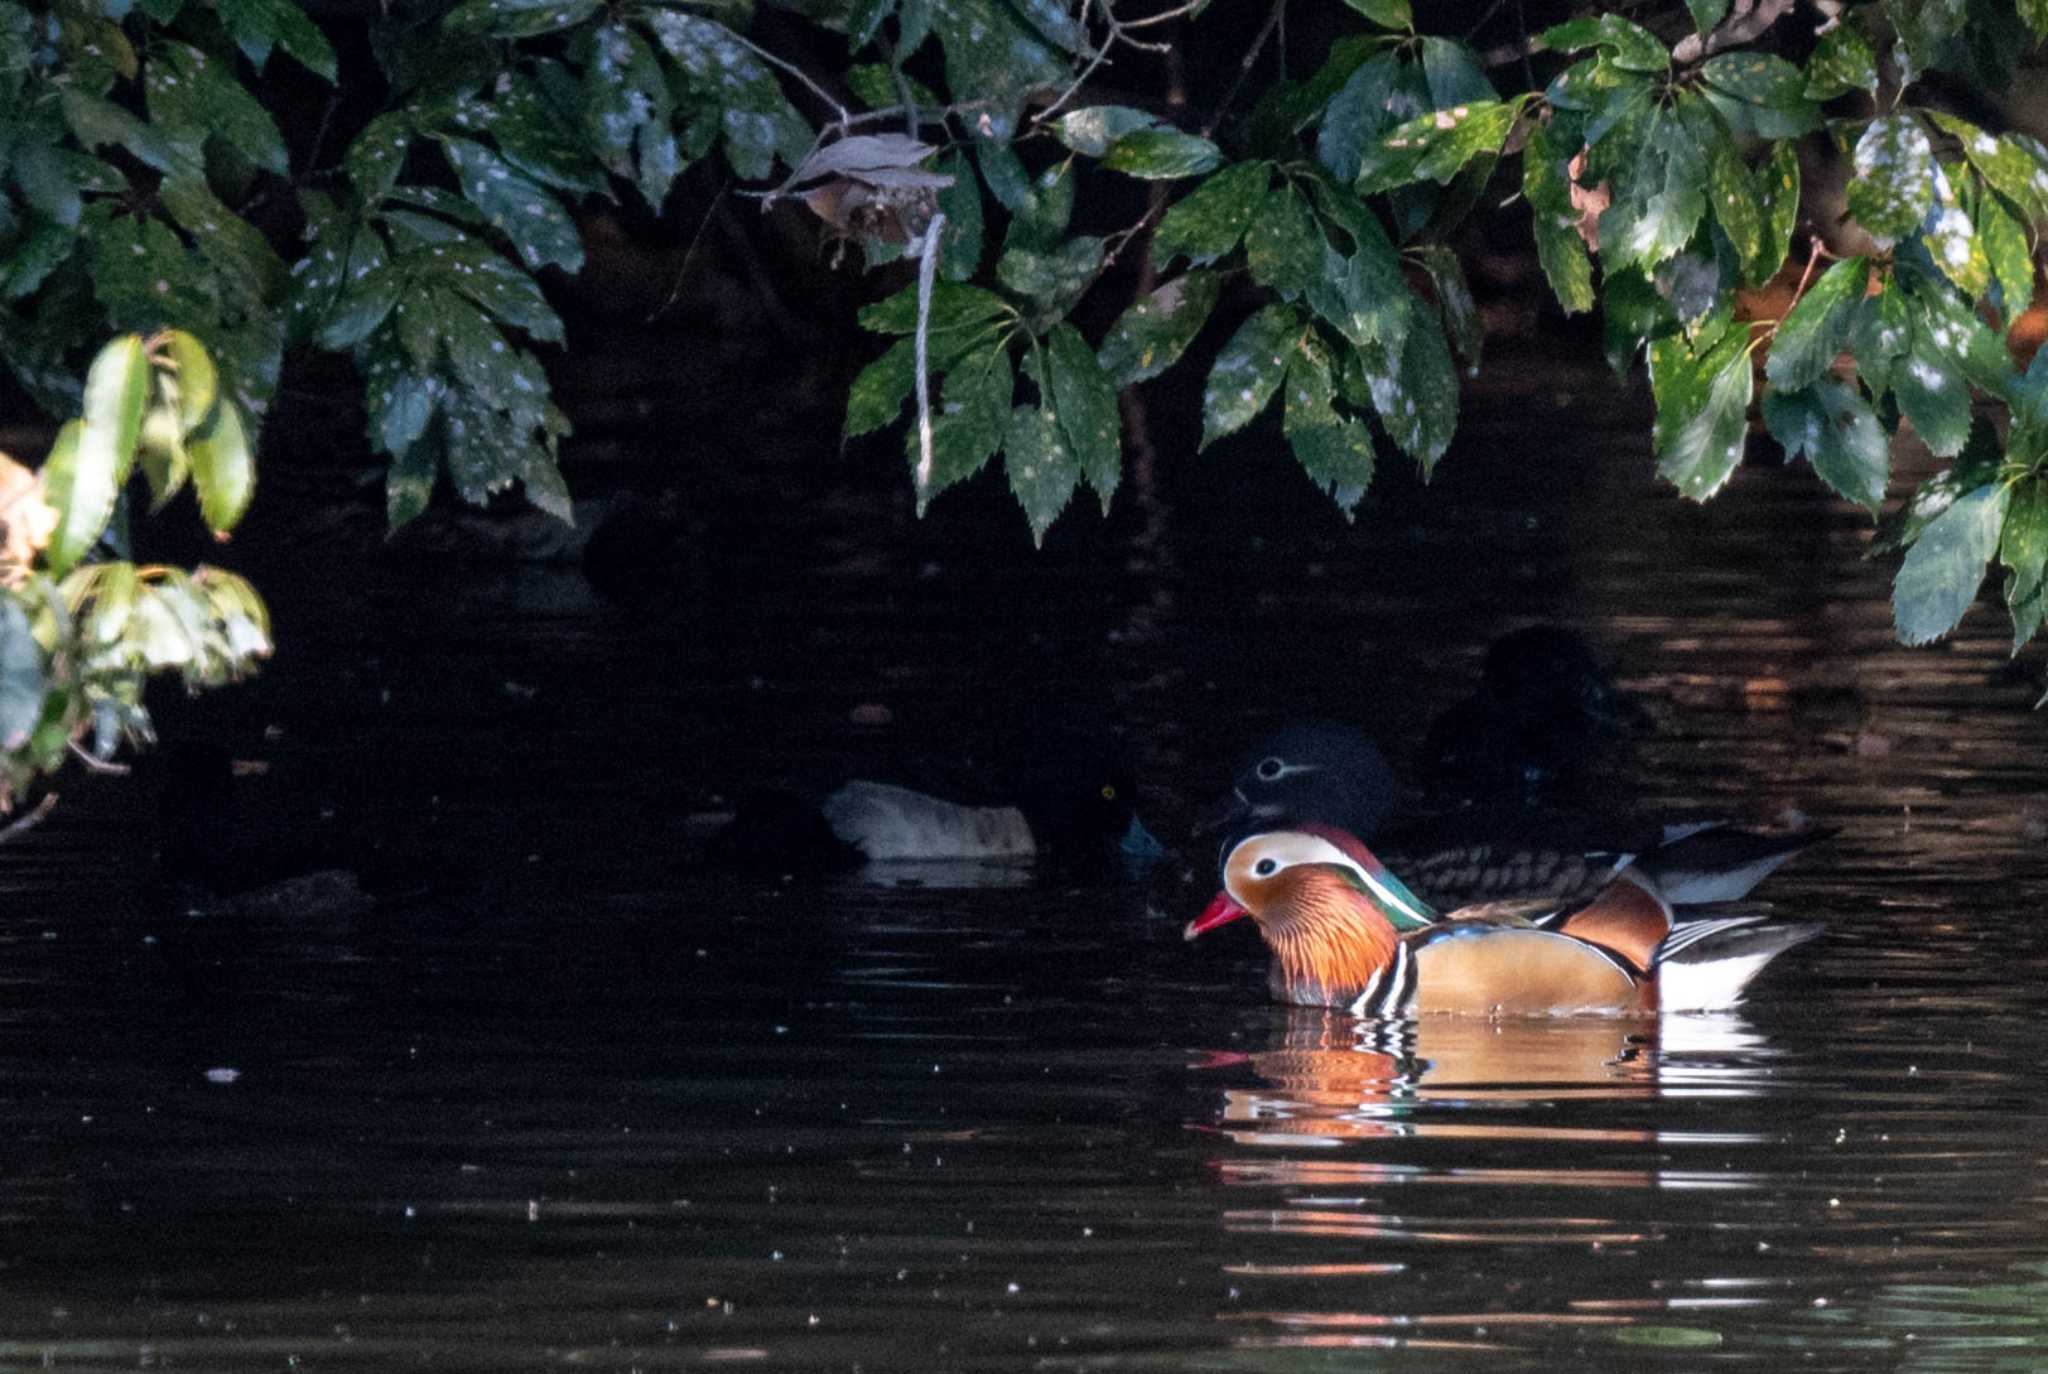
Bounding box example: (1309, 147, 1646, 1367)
(909, 345, 1011, 512)
(859, 281, 1010, 334)
(1201, 305, 1300, 449)
(1097, 270, 1220, 388)
(1655, 332, 1753, 500)
(1704, 127, 1762, 269)
(1541, 15, 1668, 72)
(934, 150, 983, 281)
(930, 0, 1067, 140)
(995, 235, 1102, 311)
(159, 173, 290, 307)
(189, 398, 254, 533)
(1244, 183, 1324, 301)
(1763, 379, 1889, 511)
(0, 597, 46, 751)
(1003, 404, 1078, 546)
(1052, 106, 1162, 158)
(1101, 129, 1223, 180)
(1305, 240, 1411, 351)
(386, 430, 437, 530)
(1355, 98, 1521, 195)
(846, 339, 914, 438)
(145, 41, 288, 177)
(1752, 140, 1801, 287)
(491, 68, 608, 195)
(1152, 161, 1270, 269)
(159, 329, 218, 432)
(2000, 476, 2048, 623)
(1524, 118, 1596, 314)
(1848, 115, 1935, 246)
(1600, 118, 1706, 271)
(316, 262, 403, 350)
(1044, 322, 1120, 511)
(1283, 341, 1374, 514)
(38, 420, 99, 577)
(1418, 38, 1495, 106)
(215, 0, 337, 78)
(1894, 312, 1973, 458)
(1766, 256, 1867, 390)
(1805, 23, 1878, 98)
(1414, 242, 1480, 370)
(1923, 165, 1988, 297)
(1893, 482, 2007, 644)
(1700, 53, 1819, 136)
(443, 137, 583, 273)
(1979, 191, 2034, 320)
(1358, 308, 1458, 474)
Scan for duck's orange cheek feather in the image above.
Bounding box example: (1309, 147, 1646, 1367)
(1185, 892, 1250, 941)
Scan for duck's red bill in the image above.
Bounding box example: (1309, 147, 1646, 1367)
(1184, 891, 1248, 941)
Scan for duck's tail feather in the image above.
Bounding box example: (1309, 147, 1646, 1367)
(1628, 825, 1836, 904)
(1652, 909, 1823, 1011)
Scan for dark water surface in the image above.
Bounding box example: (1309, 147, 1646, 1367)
(3, 350, 2046, 1370)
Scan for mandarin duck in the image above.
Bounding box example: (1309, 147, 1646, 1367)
(1184, 827, 1821, 1016)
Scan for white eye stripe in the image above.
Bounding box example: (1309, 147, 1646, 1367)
(1250, 760, 1322, 782)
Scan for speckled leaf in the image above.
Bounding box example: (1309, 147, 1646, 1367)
(345, 112, 414, 202)
(188, 397, 254, 532)
(1700, 53, 1818, 136)
(1848, 115, 1935, 247)
(1052, 106, 1161, 158)
(582, 22, 667, 174)
(930, 0, 1068, 140)
(159, 173, 289, 307)
(1923, 166, 1988, 297)
(145, 41, 287, 176)
(1929, 112, 2048, 222)
(1414, 243, 1480, 370)
(1893, 482, 2007, 644)
(1704, 130, 1762, 269)
(1098, 271, 1219, 388)
(61, 90, 187, 175)
(1600, 120, 1706, 271)
(910, 345, 1012, 513)
(975, 139, 1033, 213)
(1978, 191, 2034, 319)
(996, 235, 1102, 311)
(1766, 256, 1866, 390)
(1751, 140, 1800, 286)
(371, 371, 441, 459)
(1306, 241, 1412, 352)
(1244, 183, 1324, 301)
(1872, 424, 2002, 555)
(1004, 405, 1078, 546)
(1358, 309, 1458, 474)
(859, 281, 1010, 334)
(1201, 305, 1300, 450)
(490, 68, 608, 195)
(934, 151, 983, 281)
(1893, 299, 1979, 457)
(443, 138, 583, 272)
(445, 0, 601, 37)
(1355, 98, 1520, 195)
(1805, 23, 1878, 97)
(1523, 119, 1595, 314)
(0, 598, 44, 751)
(845, 339, 916, 438)
(1540, 15, 1668, 72)
(1153, 161, 1269, 269)
(1655, 332, 1753, 501)
(215, 0, 337, 78)
(1045, 322, 1120, 511)
(1283, 342, 1374, 515)
(1762, 379, 1888, 512)
(1102, 129, 1223, 180)
(316, 261, 403, 350)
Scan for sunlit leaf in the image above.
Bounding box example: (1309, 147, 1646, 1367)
(1355, 98, 1521, 195)
(1978, 191, 2034, 320)
(1654, 331, 1753, 501)
(1052, 106, 1162, 158)
(1762, 379, 1888, 512)
(1098, 270, 1220, 388)
(1540, 15, 1668, 72)
(1805, 23, 1878, 98)
(1201, 305, 1300, 449)
(1848, 114, 1935, 246)
(1699, 53, 1819, 136)
(1893, 482, 2008, 644)
(1101, 129, 1224, 180)
(188, 398, 255, 533)
(1765, 256, 1867, 390)
(1923, 166, 1988, 298)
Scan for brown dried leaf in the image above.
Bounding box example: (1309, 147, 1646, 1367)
(0, 452, 57, 586)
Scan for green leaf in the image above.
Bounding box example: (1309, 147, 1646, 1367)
(1654, 331, 1753, 501)
(61, 90, 189, 175)
(1044, 322, 1121, 511)
(2000, 476, 2048, 634)
(1894, 303, 1974, 458)
(189, 399, 254, 533)
(1686, 0, 1731, 33)
(316, 262, 403, 350)
(1342, 0, 1410, 27)
(1318, 51, 1405, 184)
(1765, 256, 1867, 390)
(215, 0, 337, 78)
(490, 68, 608, 196)
(1415, 242, 1480, 370)
(1305, 240, 1412, 351)
(1244, 182, 1325, 301)
(386, 428, 437, 530)
(1153, 161, 1270, 269)
(1752, 140, 1801, 287)
(1357, 308, 1459, 474)
(1003, 404, 1078, 546)
(1097, 270, 1220, 388)
(995, 235, 1102, 312)
(1355, 98, 1521, 195)
(1600, 116, 1706, 271)
(1924, 166, 1988, 297)
(1101, 129, 1224, 180)
(1699, 53, 1819, 136)
(1893, 482, 2008, 644)
(0, 597, 45, 752)
(1418, 38, 1496, 105)
(160, 329, 219, 431)
(1703, 127, 1762, 270)
(1848, 114, 1935, 247)
(1872, 422, 2001, 554)
(1805, 23, 1878, 98)
(1201, 305, 1300, 449)
(144, 41, 288, 177)
(1762, 379, 1889, 512)
(909, 346, 1012, 513)
(859, 281, 1010, 334)
(445, 0, 601, 37)
(442, 138, 583, 273)
(845, 339, 914, 438)
(1541, 15, 1669, 73)
(1052, 106, 1162, 157)
(2023, 0, 2048, 36)
(1979, 191, 2034, 319)
(159, 173, 290, 308)
(1523, 118, 1595, 314)
(930, 0, 1068, 140)
(1283, 340, 1375, 514)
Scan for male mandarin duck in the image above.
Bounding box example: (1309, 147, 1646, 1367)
(1184, 826, 1821, 1016)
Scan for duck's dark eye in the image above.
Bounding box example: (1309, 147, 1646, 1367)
(1253, 857, 1278, 876)
(1099, 783, 1117, 801)
(1255, 756, 1285, 781)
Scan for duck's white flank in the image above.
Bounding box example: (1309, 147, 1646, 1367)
(822, 781, 1035, 860)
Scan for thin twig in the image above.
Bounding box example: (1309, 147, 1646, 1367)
(68, 741, 129, 775)
(650, 182, 732, 325)
(726, 27, 849, 125)
(1202, 0, 1286, 140)
(0, 791, 57, 846)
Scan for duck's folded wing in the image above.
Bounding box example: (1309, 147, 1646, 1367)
(1402, 926, 1645, 1016)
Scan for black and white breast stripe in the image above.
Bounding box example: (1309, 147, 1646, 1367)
(1347, 941, 1418, 1017)
(1652, 914, 1768, 963)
